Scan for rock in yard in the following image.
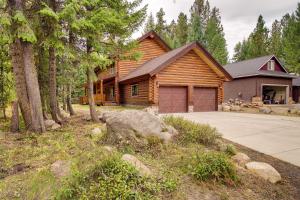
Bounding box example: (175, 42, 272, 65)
(222, 105, 231, 112)
(104, 110, 177, 143)
(83, 115, 92, 121)
(91, 127, 102, 137)
(259, 107, 272, 114)
(232, 153, 250, 166)
(246, 162, 281, 183)
(45, 120, 56, 128)
(50, 160, 71, 178)
(51, 123, 61, 130)
(231, 105, 241, 112)
(103, 146, 114, 152)
(143, 107, 158, 116)
(121, 154, 152, 177)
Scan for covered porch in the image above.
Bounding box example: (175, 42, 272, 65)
(80, 77, 118, 105)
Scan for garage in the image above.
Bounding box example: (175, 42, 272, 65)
(262, 85, 289, 104)
(159, 86, 188, 113)
(193, 87, 217, 112)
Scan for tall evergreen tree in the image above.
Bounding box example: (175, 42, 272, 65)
(175, 12, 188, 46)
(282, 3, 300, 73)
(204, 7, 228, 65)
(155, 8, 166, 36)
(144, 13, 155, 33)
(269, 19, 283, 59)
(248, 15, 269, 58)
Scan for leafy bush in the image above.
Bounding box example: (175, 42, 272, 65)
(56, 156, 175, 200)
(163, 116, 221, 145)
(189, 152, 238, 185)
(225, 144, 237, 156)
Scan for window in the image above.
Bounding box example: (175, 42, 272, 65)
(131, 84, 139, 97)
(267, 60, 275, 71)
(108, 67, 115, 75)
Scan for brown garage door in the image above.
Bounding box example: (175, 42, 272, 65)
(159, 86, 187, 113)
(194, 87, 217, 112)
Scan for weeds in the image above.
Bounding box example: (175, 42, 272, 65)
(189, 151, 238, 185)
(163, 116, 221, 146)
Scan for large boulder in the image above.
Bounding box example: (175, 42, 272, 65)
(121, 154, 152, 177)
(51, 123, 61, 130)
(232, 153, 250, 167)
(231, 105, 241, 112)
(104, 110, 177, 143)
(45, 120, 56, 128)
(50, 160, 71, 178)
(246, 162, 281, 183)
(259, 107, 272, 114)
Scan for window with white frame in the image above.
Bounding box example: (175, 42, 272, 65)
(131, 84, 139, 97)
(267, 60, 275, 71)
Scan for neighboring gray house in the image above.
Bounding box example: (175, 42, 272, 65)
(224, 55, 296, 104)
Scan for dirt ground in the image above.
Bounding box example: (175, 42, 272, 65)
(226, 139, 300, 200)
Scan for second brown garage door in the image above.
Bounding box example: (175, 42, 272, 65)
(194, 87, 217, 112)
(159, 86, 187, 113)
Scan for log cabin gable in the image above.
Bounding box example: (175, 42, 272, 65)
(118, 31, 171, 79)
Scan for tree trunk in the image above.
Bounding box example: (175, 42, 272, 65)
(2, 108, 6, 120)
(49, 47, 60, 123)
(67, 84, 75, 116)
(10, 40, 32, 130)
(62, 85, 67, 111)
(22, 42, 46, 133)
(87, 68, 99, 122)
(10, 101, 19, 133)
(8, 0, 45, 133)
(86, 40, 99, 122)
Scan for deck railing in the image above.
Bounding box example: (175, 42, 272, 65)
(80, 94, 106, 105)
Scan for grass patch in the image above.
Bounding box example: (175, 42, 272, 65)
(189, 152, 238, 185)
(163, 116, 221, 146)
(56, 155, 175, 200)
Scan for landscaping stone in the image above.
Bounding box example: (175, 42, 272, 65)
(45, 120, 56, 128)
(231, 105, 241, 112)
(91, 128, 103, 138)
(259, 107, 272, 114)
(222, 105, 231, 112)
(50, 160, 71, 178)
(246, 162, 281, 183)
(104, 110, 177, 143)
(121, 154, 152, 176)
(271, 107, 289, 115)
(51, 123, 61, 130)
(232, 153, 250, 166)
(83, 115, 91, 121)
(143, 107, 158, 116)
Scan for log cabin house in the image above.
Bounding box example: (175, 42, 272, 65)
(80, 31, 232, 113)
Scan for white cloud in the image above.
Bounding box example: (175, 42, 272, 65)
(136, 0, 298, 59)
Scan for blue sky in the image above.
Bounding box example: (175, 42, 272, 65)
(136, 0, 299, 59)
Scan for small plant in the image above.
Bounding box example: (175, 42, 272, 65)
(163, 116, 221, 146)
(55, 156, 174, 200)
(189, 152, 238, 185)
(225, 144, 237, 156)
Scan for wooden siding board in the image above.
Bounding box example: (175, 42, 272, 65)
(119, 38, 167, 79)
(120, 79, 150, 105)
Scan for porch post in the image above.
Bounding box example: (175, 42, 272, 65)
(115, 60, 120, 104)
(100, 80, 104, 102)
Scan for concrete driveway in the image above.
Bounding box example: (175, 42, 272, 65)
(174, 112, 300, 167)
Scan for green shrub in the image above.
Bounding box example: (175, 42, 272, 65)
(225, 144, 237, 156)
(56, 156, 174, 200)
(189, 152, 238, 185)
(163, 116, 221, 145)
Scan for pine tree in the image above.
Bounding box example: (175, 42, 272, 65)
(188, 0, 210, 45)
(144, 13, 155, 33)
(282, 3, 300, 73)
(155, 8, 166, 36)
(248, 15, 269, 58)
(204, 7, 228, 65)
(269, 20, 283, 59)
(175, 12, 188, 46)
